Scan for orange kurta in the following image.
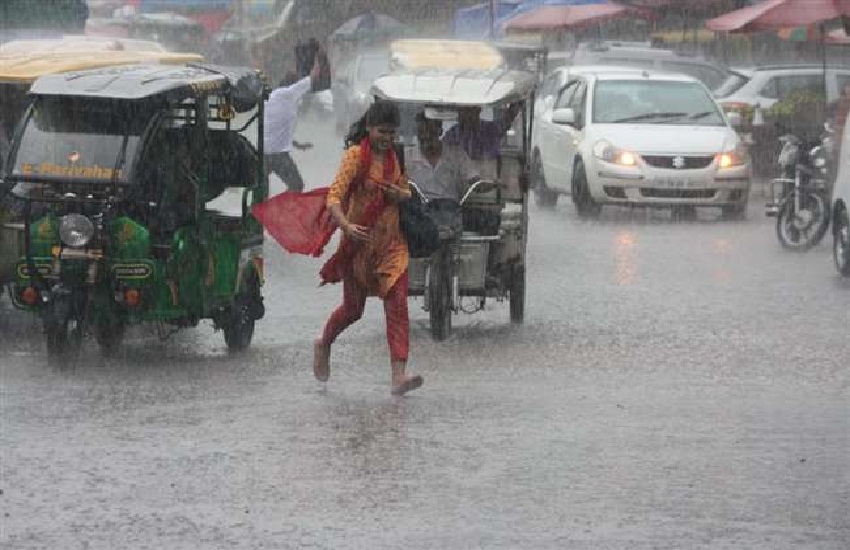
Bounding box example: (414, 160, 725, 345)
(327, 145, 410, 298)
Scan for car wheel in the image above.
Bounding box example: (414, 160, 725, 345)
(532, 151, 557, 208)
(572, 159, 601, 219)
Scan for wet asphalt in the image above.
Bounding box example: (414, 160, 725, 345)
(0, 113, 847, 549)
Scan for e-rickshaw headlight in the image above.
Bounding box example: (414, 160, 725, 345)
(59, 214, 95, 248)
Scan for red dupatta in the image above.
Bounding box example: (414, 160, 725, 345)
(251, 137, 397, 282)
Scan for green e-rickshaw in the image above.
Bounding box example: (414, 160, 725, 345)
(4, 63, 269, 365)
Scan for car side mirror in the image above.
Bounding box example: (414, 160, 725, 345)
(552, 107, 576, 126)
(727, 111, 743, 128)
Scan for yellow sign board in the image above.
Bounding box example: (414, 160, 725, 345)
(20, 162, 123, 180)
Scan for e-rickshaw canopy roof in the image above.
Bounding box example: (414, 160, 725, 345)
(0, 50, 204, 84)
(370, 67, 537, 106)
(0, 36, 170, 55)
(28, 63, 265, 111)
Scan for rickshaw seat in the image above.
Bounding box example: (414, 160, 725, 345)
(204, 131, 259, 202)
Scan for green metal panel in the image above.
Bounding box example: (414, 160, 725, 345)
(108, 217, 150, 259)
(28, 214, 58, 257)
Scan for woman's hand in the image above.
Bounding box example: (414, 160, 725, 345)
(381, 183, 410, 202)
(342, 222, 371, 243)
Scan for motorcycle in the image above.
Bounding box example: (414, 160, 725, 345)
(767, 126, 833, 251)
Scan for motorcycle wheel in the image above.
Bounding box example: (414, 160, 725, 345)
(833, 210, 850, 276)
(428, 251, 452, 342)
(776, 190, 829, 251)
(44, 297, 83, 369)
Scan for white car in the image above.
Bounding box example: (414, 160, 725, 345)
(831, 119, 850, 276)
(532, 68, 751, 219)
(716, 65, 850, 113)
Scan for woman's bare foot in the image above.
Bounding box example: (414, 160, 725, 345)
(313, 339, 330, 381)
(391, 375, 423, 396)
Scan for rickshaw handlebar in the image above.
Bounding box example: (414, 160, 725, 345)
(408, 179, 499, 207)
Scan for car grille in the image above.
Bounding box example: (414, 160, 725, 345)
(640, 188, 717, 199)
(642, 155, 714, 169)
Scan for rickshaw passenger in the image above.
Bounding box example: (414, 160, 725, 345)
(406, 112, 479, 205)
(409, 112, 506, 234)
(442, 103, 521, 161)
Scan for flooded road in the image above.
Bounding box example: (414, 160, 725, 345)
(1, 114, 848, 549)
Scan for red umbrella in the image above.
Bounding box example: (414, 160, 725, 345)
(706, 0, 850, 32)
(504, 3, 649, 33)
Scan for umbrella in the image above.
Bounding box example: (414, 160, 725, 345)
(504, 2, 649, 33)
(497, 0, 609, 35)
(705, 0, 850, 33)
(706, 0, 850, 132)
(330, 11, 408, 43)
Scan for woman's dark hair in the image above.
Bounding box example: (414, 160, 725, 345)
(344, 101, 400, 148)
(364, 100, 400, 127)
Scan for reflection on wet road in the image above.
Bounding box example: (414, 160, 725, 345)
(1, 114, 847, 549)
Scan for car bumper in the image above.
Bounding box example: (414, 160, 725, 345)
(589, 159, 751, 206)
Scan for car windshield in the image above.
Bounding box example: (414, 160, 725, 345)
(593, 79, 726, 125)
(10, 97, 153, 191)
(714, 72, 752, 98)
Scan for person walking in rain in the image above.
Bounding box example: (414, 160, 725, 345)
(263, 57, 320, 192)
(313, 101, 423, 396)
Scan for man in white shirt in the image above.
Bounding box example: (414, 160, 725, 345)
(263, 59, 320, 192)
(406, 112, 479, 204)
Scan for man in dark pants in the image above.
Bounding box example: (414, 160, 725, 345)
(263, 58, 320, 192)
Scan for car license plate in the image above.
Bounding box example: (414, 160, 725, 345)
(652, 177, 700, 189)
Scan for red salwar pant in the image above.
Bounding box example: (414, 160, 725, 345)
(320, 270, 409, 362)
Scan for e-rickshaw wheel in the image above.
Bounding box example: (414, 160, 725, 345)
(428, 249, 452, 341)
(223, 271, 260, 352)
(44, 296, 84, 369)
(509, 264, 525, 324)
(95, 321, 125, 358)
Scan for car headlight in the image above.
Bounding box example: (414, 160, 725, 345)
(716, 149, 747, 168)
(593, 140, 638, 166)
(59, 214, 94, 248)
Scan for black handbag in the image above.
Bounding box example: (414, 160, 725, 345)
(393, 144, 438, 258)
(399, 191, 439, 258)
